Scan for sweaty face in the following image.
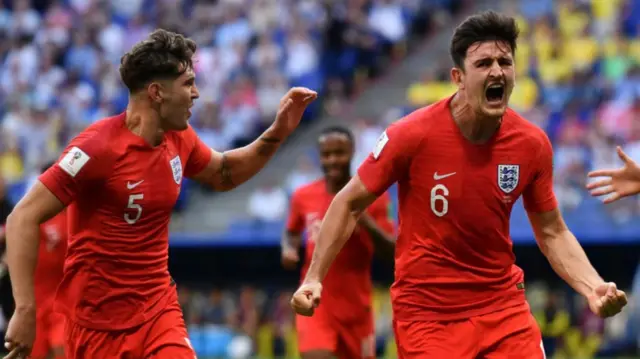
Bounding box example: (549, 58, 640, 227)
(158, 68, 199, 131)
(318, 134, 353, 182)
(455, 41, 515, 118)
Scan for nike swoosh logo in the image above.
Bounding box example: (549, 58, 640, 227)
(434, 172, 456, 180)
(127, 180, 144, 190)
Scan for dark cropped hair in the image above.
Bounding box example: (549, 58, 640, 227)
(318, 126, 355, 145)
(450, 11, 519, 70)
(119, 29, 197, 92)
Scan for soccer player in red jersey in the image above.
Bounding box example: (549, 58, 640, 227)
(587, 146, 640, 202)
(282, 127, 395, 359)
(3, 29, 316, 359)
(291, 11, 627, 359)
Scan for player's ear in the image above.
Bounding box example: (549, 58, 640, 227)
(451, 67, 464, 90)
(147, 82, 165, 104)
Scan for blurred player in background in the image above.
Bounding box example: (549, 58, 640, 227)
(587, 146, 640, 202)
(291, 11, 627, 359)
(282, 127, 395, 359)
(4, 29, 316, 359)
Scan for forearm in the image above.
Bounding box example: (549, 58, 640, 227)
(281, 232, 302, 251)
(303, 195, 359, 283)
(216, 127, 282, 191)
(540, 230, 605, 297)
(5, 212, 39, 309)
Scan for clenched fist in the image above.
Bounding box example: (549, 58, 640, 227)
(290, 281, 322, 317)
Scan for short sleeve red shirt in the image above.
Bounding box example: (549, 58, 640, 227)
(39, 113, 212, 330)
(357, 96, 557, 321)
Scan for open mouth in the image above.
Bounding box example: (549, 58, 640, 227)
(485, 83, 505, 104)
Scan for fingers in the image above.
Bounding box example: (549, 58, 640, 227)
(602, 192, 621, 204)
(589, 184, 614, 197)
(277, 99, 294, 116)
(3, 343, 28, 359)
(587, 169, 617, 179)
(586, 178, 612, 191)
(290, 293, 315, 316)
(617, 146, 631, 164)
(597, 284, 627, 318)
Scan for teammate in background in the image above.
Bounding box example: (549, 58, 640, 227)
(291, 11, 627, 359)
(282, 127, 395, 359)
(587, 146, 640, 202)
(31, 163, 68, 359)
(4, 29, 316, 359)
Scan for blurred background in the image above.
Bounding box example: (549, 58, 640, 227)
(0, 0, 640, 358)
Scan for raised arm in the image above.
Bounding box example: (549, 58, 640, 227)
(524, 134, 627, 318)
(191, 88, 317, 191)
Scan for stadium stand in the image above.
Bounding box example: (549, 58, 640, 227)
(1, 0, 639, 358)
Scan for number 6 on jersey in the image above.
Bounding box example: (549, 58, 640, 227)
(430, 184, 449, 217)
(125, 194, 144, 224)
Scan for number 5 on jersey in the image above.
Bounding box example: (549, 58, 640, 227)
(430, 184, 449, 217)
(125, 194, 144, 224)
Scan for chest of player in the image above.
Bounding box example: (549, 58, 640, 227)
(408, 141, 535, 219)
(103, 144, 184, 225)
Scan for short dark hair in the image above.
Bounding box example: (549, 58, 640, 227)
(318, 126, 354, 145)
(119, 29, 197, 92)
(450, 11, 519, 70)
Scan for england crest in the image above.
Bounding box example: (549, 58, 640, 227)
(169, 155, 183, 185)
(497, 164, 519, 194)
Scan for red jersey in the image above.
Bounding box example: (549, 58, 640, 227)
(35, 210, 67, 310)
(357, 96, 557, 321)
(287, 179, 395, 323)
(38, 113, 212, 330)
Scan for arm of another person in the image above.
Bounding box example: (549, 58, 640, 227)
(281, 191, 305, 270)
(190, 88, 317, 191)
(524, 134, 627, 318)
(291, 120, 419, 316)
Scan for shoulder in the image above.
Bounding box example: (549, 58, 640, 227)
(69, 114, 124, 155)
(504, 108, 551, 147)
(291, 179, 325, 203)
(385, 98, 449, 142)
(168, 124, 199, 145)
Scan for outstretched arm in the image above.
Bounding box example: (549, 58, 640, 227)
(587, 146, 640, 203)
(192, 88, 317, 191)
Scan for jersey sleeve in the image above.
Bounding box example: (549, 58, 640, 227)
(522, 132, 558, 213)
(286, 190, 305, 234)
(357, 118, 422, 196)
(369, 192, 396, 235)
(183, 125, 213, 178)
(38, 130, 109, 206)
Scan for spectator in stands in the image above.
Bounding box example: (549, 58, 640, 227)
(535, 290, 570, 357)
(201, 288, 237, 328)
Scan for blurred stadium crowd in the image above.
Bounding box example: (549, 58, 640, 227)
(1, 0, 640, 358)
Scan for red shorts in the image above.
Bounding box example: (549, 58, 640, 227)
(296, 309, 375, 359)
(393, 304, 545, 359)
(31, 308, 65, 359)
(63, 293, 195, 359)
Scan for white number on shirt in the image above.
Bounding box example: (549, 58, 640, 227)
(430, 184, 449, 217)
(124, 194, 144, 224)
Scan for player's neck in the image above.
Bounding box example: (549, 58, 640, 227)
(326, 176, 351, 194)
(450, 93, 501, 144)
(125, 101, 166, 147)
